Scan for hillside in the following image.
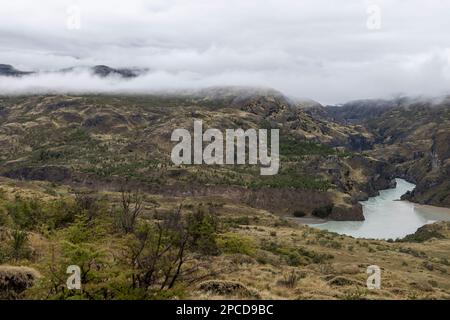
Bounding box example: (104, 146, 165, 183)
(0, 93, 396, 221)
(322, 97, 450, 207)
(1, 177, 450, 300)
(0, 91, 449, 300)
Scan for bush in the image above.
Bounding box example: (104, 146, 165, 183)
(125, 205, 219, 296)
(0, 188, 6, 200)
(0, 266, 40, 299)
(198, 280, 260, 299)
(217, 234, 255, 256)
(60, 240, 105, 285)
(262, 241, 332, 266)
(114, 189, 143, 234)
(400, 223, 445, 243)
(5, 197, 45, 230)
(3, 196, 78, 231)
(280, 138, 335, 157)
(0, 207, 12, 227)
(186, 208, 219, 255)
(9, 229, 31, 261)
(74, 190, 104, 220)
(276, 270, 305, 288)
(293, 210, 306, 218)
(223, 216, 251, 227)
(47, 199, 78, 229)
(64, 215, 100, 244)
(312, 205, 333, 219)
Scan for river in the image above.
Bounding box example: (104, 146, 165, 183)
(310, 178, 450, 239)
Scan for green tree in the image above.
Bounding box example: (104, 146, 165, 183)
(9, 229, 31, 261)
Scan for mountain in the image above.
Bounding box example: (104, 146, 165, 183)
(0, 64, 145, 78)
(91, 65, 141, 78)
(0, 64, 35, 77)
(323, 99, 397, 124)
(0, 92, 397, 221)
(0, 90, 448, 214)
(61, 65, 144, 78)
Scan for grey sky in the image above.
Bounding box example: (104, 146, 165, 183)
(1, 0, 450, 104)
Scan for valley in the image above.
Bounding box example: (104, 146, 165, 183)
(0, 89, 449, 300)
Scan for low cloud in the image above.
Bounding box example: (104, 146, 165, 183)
(1, 0, 450, 104)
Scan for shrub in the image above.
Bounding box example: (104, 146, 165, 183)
(0, 266, 40, 299)
(3, 197, 78, 231)
(0, 187, 6, 200)
(186, 208, 219, 255)
(125, 205, 218, 296)
(293, 210, 306, 218)
(217, 234, 255, 256)
(276, 270, 305, 288)
(277, 248, 304, 266)
(328, 241, 342, 249)
(64, 215, 99, 244)
(60, 240, 105, 285)
(400, 223, 445, 243)
(328, 276, 362, 287)
(0, 207, 12, 227)
(261, 241, 305, 266)
(224, 216, 250, 227)
(73, 190, 104, 220)
(47, 199, 77, 229)
(198, 280, 260, 299)
(312, 205, 333, 219)
(5, 197, 45, 230)
(114, 188, 143, 234)
(262, 241, 332, 266)
(228, 253, 257, 265)
(280, 138, 335, 157)
(9, 229, 31, 261)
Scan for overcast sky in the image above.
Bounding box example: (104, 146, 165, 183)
(1, 0, 450, 104)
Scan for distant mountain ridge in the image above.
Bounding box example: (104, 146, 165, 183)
(0, 64, 35, 77)
(0, 63, 145, 78)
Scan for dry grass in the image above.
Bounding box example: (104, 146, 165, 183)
(0, 266, 41, 299)
(1, 178, 450, 300)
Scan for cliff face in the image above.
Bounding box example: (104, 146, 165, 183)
(324, 97, 450, 208)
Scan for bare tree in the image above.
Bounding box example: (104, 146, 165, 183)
(126, 205, 212, 294)
(117, 187, 143, 234)
(74, 189, 100, 220)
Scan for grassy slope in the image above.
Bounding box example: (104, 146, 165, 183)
(0, 95, 391, 219)
(0, 178, 449, 300)
(0, 94, 449, 300)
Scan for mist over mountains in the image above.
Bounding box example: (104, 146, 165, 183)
(0, 64, 144, 78)
(1, 63, 449, 111)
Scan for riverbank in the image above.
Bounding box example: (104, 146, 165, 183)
(306, 178, 450, 239)
(287, 217, 327, 225)
(413, 203, 450, 215)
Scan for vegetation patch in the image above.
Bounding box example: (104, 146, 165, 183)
(217, 233, 256, 256)
(198, 280, 260, 299)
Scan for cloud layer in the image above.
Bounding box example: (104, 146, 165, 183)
(1, 0, 450, 104)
